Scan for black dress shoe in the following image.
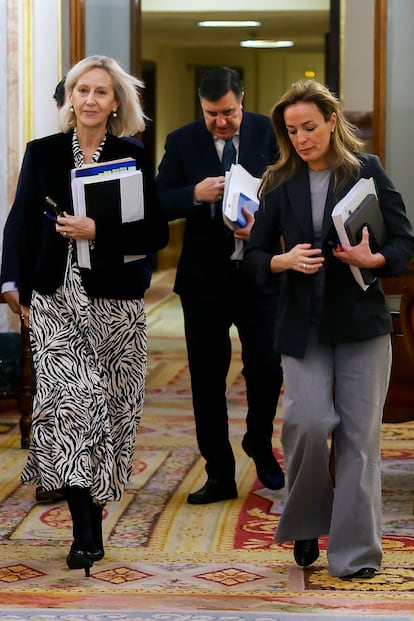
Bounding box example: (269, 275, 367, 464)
(66, 548, 95, 577)
(89, 548, 105, 562)
(294, 539, 319, 567)
(187, 478, 237, 504)
(35, 486, 65, 504)
(340, 567, 376, 580)
(242, 434, 285, 490)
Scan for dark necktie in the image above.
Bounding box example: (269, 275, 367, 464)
(222, 138, 236, 171)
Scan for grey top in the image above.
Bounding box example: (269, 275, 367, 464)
(309, 168, 331, 323)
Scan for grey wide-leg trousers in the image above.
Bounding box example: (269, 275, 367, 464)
(275, 329, 391, 577)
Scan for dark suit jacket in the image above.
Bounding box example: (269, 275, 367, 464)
(2, 131, 168, 306)
(243, 154, 414, 357)
(155, 112, 278, 300)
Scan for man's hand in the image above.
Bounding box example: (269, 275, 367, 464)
(194, 176, 226, 203)
(2, 289, 20, 314)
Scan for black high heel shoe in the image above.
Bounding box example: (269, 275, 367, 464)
(89, 547, 104, 562)
(90, 503, 105, 562)
(66, 548, 95, 577)
(294, 538, 319, 567)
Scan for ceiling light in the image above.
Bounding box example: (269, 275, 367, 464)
(198, 20, 262, 28)
(240, 39, 294, 48)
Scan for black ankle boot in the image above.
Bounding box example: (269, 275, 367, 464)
(90, 502, 105, 561)
(65, 486, 97, 574)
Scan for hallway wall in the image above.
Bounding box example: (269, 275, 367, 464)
(146, 46, 325, 167)
(1, 1, 413, 331)
(385, 0, 414, 223)
(0, 0, 61, 332)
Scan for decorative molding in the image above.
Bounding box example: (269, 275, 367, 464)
(373, 0, 387, 162)
(130, 0, 142, 76)
(70, 0, 85, 64)
(23, 0, 33, 142)
(325, 0, 340, 96)
(7, 0, 22, 202)
(339, 0, 345, 101)
(58, 0, 63, 78)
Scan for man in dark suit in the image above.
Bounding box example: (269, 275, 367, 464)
(156, 66, 284, 504)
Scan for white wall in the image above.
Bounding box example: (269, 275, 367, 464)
(32, 0, 62, 139)
(342, 0, 375, 112)
(0, 0, 8, 236)
(386, 0, 414, 223)
(342, 0, 374, 112)
(85, 0, 130, 71)
(0, 0, 61, 332)
(0, 0, 9, 331)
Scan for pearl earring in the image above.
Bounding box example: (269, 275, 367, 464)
(113, 111, 118, 118)
(70, 105, 74, 112)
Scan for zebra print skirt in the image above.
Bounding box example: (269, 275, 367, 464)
(21, 258, 147, 505)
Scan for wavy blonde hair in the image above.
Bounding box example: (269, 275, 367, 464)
(59, 55, 146, 137)
(261, 80, 364, 195)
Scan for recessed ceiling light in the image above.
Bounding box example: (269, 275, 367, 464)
(198, 20, 262, 28)
(240, 39, 294, 48)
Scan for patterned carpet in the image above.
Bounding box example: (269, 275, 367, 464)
(1, 269, 414, 619)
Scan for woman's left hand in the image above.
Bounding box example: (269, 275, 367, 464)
(332, 226, 386, 269)
(55, 212, 96, 241)
(20, 305, 30, 328)
(234, 208, 255, 241)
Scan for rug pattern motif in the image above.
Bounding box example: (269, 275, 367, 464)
(0, 271, 414, 617)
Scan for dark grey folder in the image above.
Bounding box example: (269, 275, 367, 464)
(344, 193, 387, 250)
(344, 193, 387, 284)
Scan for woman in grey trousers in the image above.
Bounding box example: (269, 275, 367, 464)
(243, 79, 414, 579)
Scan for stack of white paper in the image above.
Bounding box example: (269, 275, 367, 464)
(331, 176, 379, 290)
(222, 164, 261, 230)
(71, 159, 144, 269)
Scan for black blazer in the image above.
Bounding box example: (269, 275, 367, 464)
(3, 131, 168, 306)
(243, 154, 414, 357)
(156, 112, 278, 300)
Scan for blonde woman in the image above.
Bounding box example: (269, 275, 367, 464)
(8, 55, 168, 575)
(244, 80, 414, 579)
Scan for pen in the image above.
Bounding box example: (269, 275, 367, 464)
(43, 210, 57, 223)
(328, 237, 343, 251)
(45, 196, 63, 217)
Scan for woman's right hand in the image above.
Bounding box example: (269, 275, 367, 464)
(271, 243, 325, 274)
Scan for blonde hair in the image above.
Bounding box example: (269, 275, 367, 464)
(261, 79, 364, 195)
(59, 55, 146, 136)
